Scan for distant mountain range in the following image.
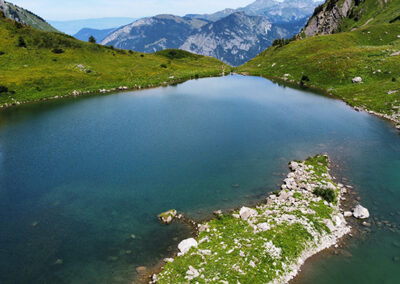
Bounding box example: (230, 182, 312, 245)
(0, 0, 57, 32)
(49, 17, 136, 35)
(101, 0, 323, 65)
(73, 27, 116, 43)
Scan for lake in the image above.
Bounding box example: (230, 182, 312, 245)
(0, 75, 399, 283)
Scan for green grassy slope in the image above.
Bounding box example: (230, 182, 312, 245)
(239, 3, 400, 124)
(339, 0, 400, 31)
(1, 1, 57, 32)
(0, 16, 229, 107)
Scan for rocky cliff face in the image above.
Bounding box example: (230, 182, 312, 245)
(0, 0, 57, 32)
(302, 0, 358, 37)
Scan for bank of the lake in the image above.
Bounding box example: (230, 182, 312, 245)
(0, 75, 399, 283)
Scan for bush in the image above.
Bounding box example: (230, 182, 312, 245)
(17, 36, 26, 48)
(88, 36, 96, 43)
(392, 77, 397, 82)
(160, 64, 167, 68)
(301, 75, 310, 82)
(52, 48, 64, 54)
(0, 86, 8, 93)
(0, 51, 4, 55)
(140, 54, 144, 57)
(313, 187, 336, 203)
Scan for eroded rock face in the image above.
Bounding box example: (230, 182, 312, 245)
(303, 0, 354, 37)
(178, 238, 198, 255)
(353, 204, 370, 219)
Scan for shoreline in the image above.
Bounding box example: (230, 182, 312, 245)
(0, 72, 226, 110)
(148, 155, 360, 283)
(237, 72, 400, 132)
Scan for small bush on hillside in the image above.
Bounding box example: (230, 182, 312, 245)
(392, 77, 397, 82)
(160, 64, 167, 68)
(52, 48, 64, 54)
(0, 11, 5, 18)
(272, 38, 291, 48)
(140, 54, 144, 57)
(88, 36, 96, 43)
(14, 21, 24, 29)
(313, 187, 336, 203)
(301, 75, 310, 82)
(128, 50, 134, 54)
(17, 36, 26, 48)
(0, 51, 4, 55)
(0, 86, 9, 93)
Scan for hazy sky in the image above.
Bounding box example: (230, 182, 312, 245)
(10, 0, 256, 21)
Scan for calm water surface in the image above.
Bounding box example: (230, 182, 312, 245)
(0, 75, 399, 283)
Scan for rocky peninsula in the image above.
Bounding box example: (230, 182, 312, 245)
(151, 155, 366, 283)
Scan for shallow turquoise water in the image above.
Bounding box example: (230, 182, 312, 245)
(0, 75, 399, 283)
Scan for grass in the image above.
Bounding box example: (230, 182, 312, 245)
(0, 16, 229, 107)
(238, 22, 400, 120)
(156, 155, 347, 283)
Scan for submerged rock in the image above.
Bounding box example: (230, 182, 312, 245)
(158, 209, 177, 224)
(353, 204, 370, 219)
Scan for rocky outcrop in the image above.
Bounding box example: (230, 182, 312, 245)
(155, 155, 352, 283)
(302, 0, 354, 37)
(353, 204, 370, 219)
(158, 209, 178, 225)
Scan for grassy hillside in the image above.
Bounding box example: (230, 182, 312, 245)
(0, 15, 229, 107)
(0, 1, 57, 32)
(339, 0, 400, 32)
(239, 20, 400, 123)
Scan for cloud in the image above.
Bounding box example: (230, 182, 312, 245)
(10, 0, 255, 20)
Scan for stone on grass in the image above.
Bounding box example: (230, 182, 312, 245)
(185, 266, 200, 280)
(178, 238, 198, 255)
(352, 77, 363, 83)
(353, 204, 370, 219)
(239, 207, 258, 220)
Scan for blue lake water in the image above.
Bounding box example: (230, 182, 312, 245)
(0, 75, 399, 283)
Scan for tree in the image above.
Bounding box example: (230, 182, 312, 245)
(17, 36, 26, 48)
(88, 36, 96, 43)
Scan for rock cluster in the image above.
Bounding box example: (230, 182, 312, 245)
(158, 209, 178, 225)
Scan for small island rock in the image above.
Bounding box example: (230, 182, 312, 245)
(158, 209, 177, 224)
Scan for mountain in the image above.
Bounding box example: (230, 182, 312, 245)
(186, 0, 324, 22)
(0, 13, 228, 108)
(239, 0, 400, 126)
(0, 0, 57, 32)
(49, 17, 136, 35)
(303, 0, 400, 37)
(101, 15, 210, 52)
(74, 27, 116, 43)
(181, 12, 307, 66)
(102, 0, 321, 65)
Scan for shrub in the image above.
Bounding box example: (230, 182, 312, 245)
(392, 77, 397, 82)
(160, 64, 167, 68)
(301, 75, 310, 82)
(0, 86, 8, 93)
(88, 36, 96, 43)
(52, 48, 64, 54)
(313, 187, 336, 203)
(0, 51, 4, 55)
(17, 36, 26, 48)
(128, 50, 134, 54)
(140, 54, 144, 57)
(194, 74, 199, 79)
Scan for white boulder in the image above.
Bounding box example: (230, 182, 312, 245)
(178, 238, 198, 255)
(239, 207, 258, 220)
(353, 204, 370, 219)
(185, 266, 199, 280)
(352, 77, 363, 83)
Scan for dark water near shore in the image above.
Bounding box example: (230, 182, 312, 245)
(0, 75, 399, 283)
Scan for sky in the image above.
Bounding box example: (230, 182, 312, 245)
(10, 0, 257, 21)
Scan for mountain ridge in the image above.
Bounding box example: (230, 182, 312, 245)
(0, 0, 57, 32)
